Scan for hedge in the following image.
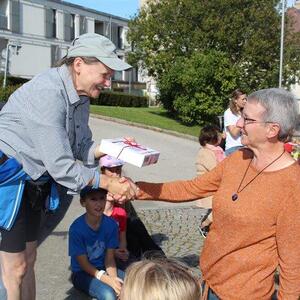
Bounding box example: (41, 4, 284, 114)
(0, 84, 21, 102)
(95, 91, 148, 107)
(0, 85, 148, 108)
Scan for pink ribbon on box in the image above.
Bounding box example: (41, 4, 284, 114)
(115, 139, 146, 159)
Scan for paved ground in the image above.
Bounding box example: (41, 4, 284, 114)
(34, 117, 206, 299)
(137, 206, 207, 276)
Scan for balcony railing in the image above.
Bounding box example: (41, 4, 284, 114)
(0, 14, 8, 29)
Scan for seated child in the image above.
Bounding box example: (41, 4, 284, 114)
(68, 187, 124, 300)
(100, 156, 130, 268)
(120, 258, 201, 300)
(196, 125, 225, 238)
(100, 155, 164, 260)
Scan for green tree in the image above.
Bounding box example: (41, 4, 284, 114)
(128, 0, 300, 124)
(158, 50, 239, 125)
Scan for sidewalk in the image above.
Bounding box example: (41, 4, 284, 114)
(34, 116, 203, 299)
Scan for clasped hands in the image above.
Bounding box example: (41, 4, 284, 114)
(105, 175, 139, 203)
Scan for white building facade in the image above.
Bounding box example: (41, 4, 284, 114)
(0, 0, 138, 84)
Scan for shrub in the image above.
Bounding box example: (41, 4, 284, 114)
(0, 76, 28, 87)
(0, 84, 21, 102)
(95, 91, 148, 107)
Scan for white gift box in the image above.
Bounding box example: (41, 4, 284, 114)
(99, 138, 160, 167)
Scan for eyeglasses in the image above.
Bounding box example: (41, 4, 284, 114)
(241, 116, 274, 125)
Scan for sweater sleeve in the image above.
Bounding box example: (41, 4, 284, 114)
(137, 159, 224, 202)
(276, 184, 300, 299)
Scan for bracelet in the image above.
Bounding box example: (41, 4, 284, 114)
(92, 171, 100, 189)
(96, 270, 106, 280)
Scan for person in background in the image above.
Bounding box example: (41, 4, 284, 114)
(120, 258, 201, 300)
(195, 125, 225, 237)
(196, 125, 225, 175)
(69, 187, 124, 300)
(134, 88, 300, 299)
(224, 89, 247, 156)
(0, 33, 136, 300)
(100, 156, 164, 260)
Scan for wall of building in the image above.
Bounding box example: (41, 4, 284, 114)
(12, 43, 51, 77)
(0, 0, 136, 83)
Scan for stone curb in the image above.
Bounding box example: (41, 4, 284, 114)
(90, 113, 198, 142)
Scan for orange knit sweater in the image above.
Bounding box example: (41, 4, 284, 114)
(137, 149, 300, 299)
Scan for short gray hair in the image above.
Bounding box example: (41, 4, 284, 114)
(247, 88, 299, 142)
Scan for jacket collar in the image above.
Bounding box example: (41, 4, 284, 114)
(57, 64, 81, 105)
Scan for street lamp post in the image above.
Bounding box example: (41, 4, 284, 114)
(279, 0, 286, 88)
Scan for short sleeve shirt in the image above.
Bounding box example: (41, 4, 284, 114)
(69, 214, 119, 272)
(224, 108, 242, 150)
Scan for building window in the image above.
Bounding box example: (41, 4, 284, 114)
(118, 26, 124, 49)
(51, 45, 60, 66)
(11, 0, 20, 33)
(64, 13, 75, 41)
(95, 20, 104, 35)
(45, 8, 56, 38)
(111, 23, 118, 47)
(79, 15, 87, 35)
(70, 14, 75, 40)
(52, 9, 57, 38)
(0, 0, 8, 30)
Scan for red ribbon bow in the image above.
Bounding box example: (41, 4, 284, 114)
(116, 139, 146, 159)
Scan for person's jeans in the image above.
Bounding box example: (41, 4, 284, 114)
(202, 282, 220, 300)
(71, 269, 125, 300)
(225, 145, 243, 156)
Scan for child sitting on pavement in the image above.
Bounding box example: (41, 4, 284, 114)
(100, 155, 164, 260)
(120, 257, 201, 300)
(196, 125, 225, 237)
(69, 187, 124, 300)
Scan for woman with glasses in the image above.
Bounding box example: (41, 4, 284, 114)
(133, 88, 300, 299)
(224, 89, 247, 156)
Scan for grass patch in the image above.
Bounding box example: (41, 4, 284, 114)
(90, 105, 200, 137)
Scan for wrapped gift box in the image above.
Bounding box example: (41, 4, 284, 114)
(99, 138, 160, 167)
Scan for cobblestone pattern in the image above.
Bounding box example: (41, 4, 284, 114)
(136, 207, 208, 277)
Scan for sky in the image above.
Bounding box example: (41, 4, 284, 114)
(66, 0, 296, 19)
(66, 0, 140, 19)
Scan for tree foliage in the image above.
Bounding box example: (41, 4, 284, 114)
(128, 0, 300, 125)
(158, 50, 239, 125)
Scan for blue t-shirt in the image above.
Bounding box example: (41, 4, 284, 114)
(69, 214, 119, 272)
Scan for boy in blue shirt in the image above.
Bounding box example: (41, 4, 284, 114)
(69, 187, 124, 300)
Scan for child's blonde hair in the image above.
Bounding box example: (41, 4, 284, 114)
(121, 258, 201, 300)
